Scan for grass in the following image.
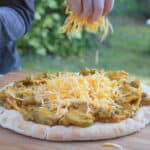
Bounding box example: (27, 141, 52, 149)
(21, 16, 150, 79)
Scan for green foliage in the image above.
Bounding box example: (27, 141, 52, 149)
(139, 0, 150, 17)
(22, 17, 150, 77)
(112, 0, 139, 15)
(17, 0, 150, 57)
(113, 0, 150, 17)
(17, 0, 95, 56)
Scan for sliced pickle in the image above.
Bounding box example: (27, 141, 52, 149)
(80, 68, 96, 76)
(107, 71, 128, 80)
(60, 110, 94, 127)
(69, 102, 87, 113)
(130, 80, 140, 88)
(29, 107, 59, 126)
(141, 97, 150, 106)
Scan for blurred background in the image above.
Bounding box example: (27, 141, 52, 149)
(18, 0, 150, 80)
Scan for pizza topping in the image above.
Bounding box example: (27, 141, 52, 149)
(107, 71, 128, 80)
(0, 69, 148, 127)
(103, 143, 124, 150)
(141, 97, 150, 106)
(59, 110, 94, 127)
(30, 107, 59, 126)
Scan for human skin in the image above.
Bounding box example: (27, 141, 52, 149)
(67, 0, 114, 22)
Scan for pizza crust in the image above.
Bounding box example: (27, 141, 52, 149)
(0, 84, 150, 141)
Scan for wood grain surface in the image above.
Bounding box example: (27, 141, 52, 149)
(0, 71, 150, 150)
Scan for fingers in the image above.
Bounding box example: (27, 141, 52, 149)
(103, 0, 114, 16)
(67, 0, 82, 15)
(67, 0, 114, 23)
(89, 0, 104, 22)
(80, 0, 93, 18)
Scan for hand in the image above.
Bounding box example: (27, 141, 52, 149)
(67, 0, 114, 22)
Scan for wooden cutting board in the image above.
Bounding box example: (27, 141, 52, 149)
(0, 71, 150, 150)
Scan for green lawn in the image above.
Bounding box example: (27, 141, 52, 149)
(21, 16, 150, 79)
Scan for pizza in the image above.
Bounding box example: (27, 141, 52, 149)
(0, 69, 150, 141)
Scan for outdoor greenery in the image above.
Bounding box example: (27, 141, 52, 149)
(18, 0, 150, 79)
(17, 0, 95, 56)
(113, 0, 150, 16)
(17, 0, 150, 56)
(22, 16, 150, 78)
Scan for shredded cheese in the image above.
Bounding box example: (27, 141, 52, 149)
(25, 72, 121, 116)
(62, 3, 113, 41)
(0, 70, 144, 126)
(5, 71, 122, 116)
(103, 143, 124, 150)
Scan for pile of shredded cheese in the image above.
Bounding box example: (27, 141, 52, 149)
(12, 71, 122, 116)
(62, 3, 113, 41)
(1, 70, 145, 126)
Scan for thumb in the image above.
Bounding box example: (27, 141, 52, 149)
(103, 0, 114, 16)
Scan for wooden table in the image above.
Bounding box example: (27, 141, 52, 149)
(0, 71, 150, 150)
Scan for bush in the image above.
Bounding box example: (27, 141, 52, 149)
(113, 0, 150, 17)
(17, 0, 150, 57)
(111, 0, 138, 15)
(17, 0, 96, 57)
(139, 0, 150, 17)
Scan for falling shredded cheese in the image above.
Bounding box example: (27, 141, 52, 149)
(62, 3, 113, 41)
